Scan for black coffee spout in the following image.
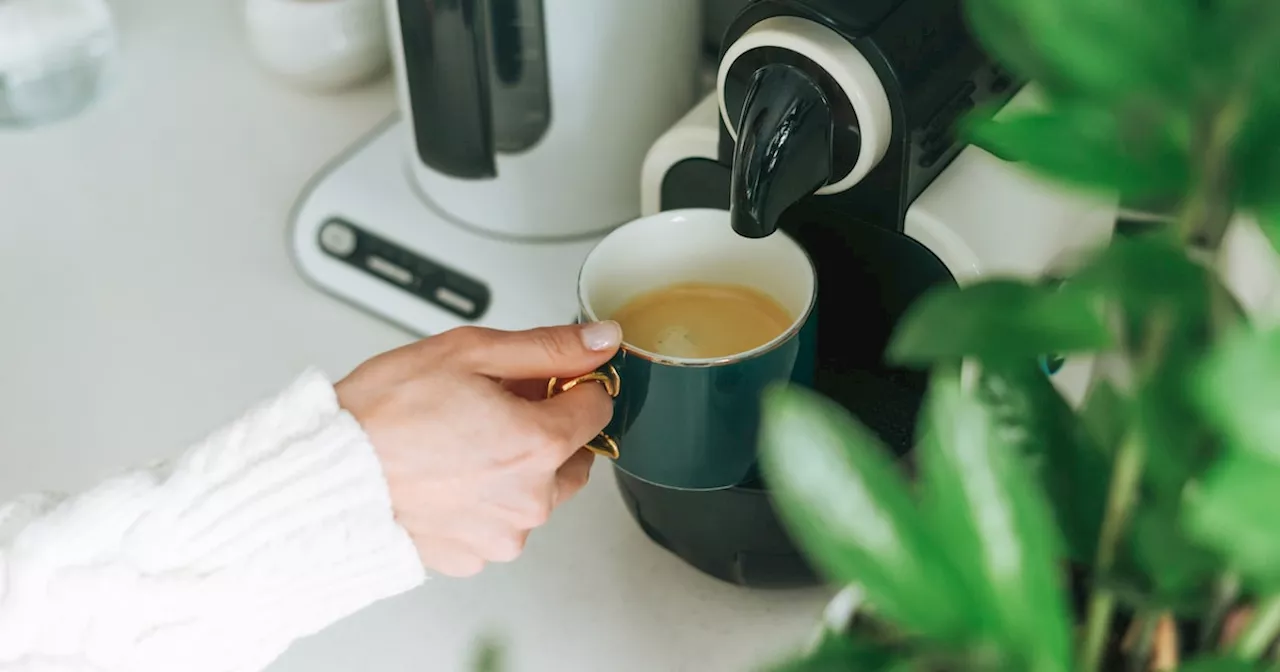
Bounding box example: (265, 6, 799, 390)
(730, 63, 834, 238)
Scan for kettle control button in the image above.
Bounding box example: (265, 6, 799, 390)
(434, 287, 477, 316)
(366, 255, 415, 287)
(319, 221, 358, 257)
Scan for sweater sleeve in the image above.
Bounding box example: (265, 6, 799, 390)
(0, 369, 427, 672)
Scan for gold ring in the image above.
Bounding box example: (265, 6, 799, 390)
(584, 433, 621, 460)
(546, 366, 622, 459)
(546, 366, 621, 399)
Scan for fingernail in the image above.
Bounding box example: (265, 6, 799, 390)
(580, 320, 622, 351)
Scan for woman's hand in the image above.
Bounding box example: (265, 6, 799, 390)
(334, 322, 622, 578)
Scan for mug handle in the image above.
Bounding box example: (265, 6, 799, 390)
(546, 365, 622, 459)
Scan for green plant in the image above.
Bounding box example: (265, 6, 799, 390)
(761, 0, 1280, 670)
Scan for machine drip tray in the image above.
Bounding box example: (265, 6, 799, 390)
(611, 361, 927, 590)
(613, 467, 819, 589)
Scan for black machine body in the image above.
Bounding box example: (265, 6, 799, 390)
(613, 0, 1024, 588)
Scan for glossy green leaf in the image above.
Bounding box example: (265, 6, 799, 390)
(962, 0, 1194, 104)
(1185, 452, 1280, 589)
(1079, 379, 1128, 455)
(1074, 234, 1226, 495)
(1177, 655, 1255, 672)
(977, 362, 1109, 564)
(1235, 118, 1280, 213)
(1071, 376, 1222, 614)
(758, 385, 972, 641)
(1192, 326, 1280, 461)
(1253, 206, 1280, 274)
(1123, 500, 1222, 614)
(1072, 232, 1211, 322)
(1069, 235, 1232, 609)
(888, 280, 1112, 368)
(960, 0, 1064, 95)
(916, 368, 1073, 672)
(763, 631, 903, 672)
(964, 106, 1189, 198)
(1134, 383, 1219, 512)
(1227, 2, 1280, 212)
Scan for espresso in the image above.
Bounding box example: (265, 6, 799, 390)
(610, 281, 794, 359)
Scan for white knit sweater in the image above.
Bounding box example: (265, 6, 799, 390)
(0, 370, 427, 672)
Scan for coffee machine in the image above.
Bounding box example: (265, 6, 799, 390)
(620, 0, 1117, 588)
(290, 0, 701, 334)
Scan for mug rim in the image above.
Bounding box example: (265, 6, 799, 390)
(578, 208, 818, 368)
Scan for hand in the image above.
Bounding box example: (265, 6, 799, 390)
(334, 322, 622, 577)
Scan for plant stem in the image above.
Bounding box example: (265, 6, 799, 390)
(1235, 596, 1280, 659)
(1176, 96, 1245, 254)
(1078, 430, 1147, 672)
(1128, 612, 1160, 672)
(1201, 574, 1241, 650)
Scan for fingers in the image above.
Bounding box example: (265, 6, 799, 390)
(444, 322, 622, 380)
(554, 449, 595, 507)
(501, 378, 550, 401)
(532, 381, 614, 463)
(415, 514, 533, 574)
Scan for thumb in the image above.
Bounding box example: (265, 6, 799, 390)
(454, 321, 622, 379)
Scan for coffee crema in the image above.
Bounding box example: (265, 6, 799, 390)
(609, 281, 794, 359)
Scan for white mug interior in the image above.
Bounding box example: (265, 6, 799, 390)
(578, 208, 817, 364)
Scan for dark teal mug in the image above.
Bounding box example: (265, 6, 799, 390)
(547, 208, 817, 491)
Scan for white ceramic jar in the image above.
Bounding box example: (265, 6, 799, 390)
(243, 0, 389, 92)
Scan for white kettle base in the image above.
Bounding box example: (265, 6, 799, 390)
(289, 117, 603, 336)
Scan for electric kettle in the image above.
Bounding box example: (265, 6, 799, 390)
(386, 0, 702, 240)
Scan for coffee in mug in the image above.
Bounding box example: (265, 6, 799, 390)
(547, 208, 817, 490)
(609, 281, 794, 359)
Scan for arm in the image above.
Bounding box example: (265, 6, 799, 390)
(0, 370, 425, 672)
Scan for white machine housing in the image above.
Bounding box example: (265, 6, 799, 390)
(643, 91, 1280, 405)
(386, 0, 703, 240)
(643, 87, 1116, 404)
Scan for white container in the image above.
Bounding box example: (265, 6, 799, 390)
(243, 0, 389, 92)
(0, 0, 117, 126)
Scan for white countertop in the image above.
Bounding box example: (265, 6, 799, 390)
(0, 1, 833, 670)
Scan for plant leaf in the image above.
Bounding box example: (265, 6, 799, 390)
(1184, 451, 1280, 590)
(1072, 376, 1222, 615)
(1227, 1, 1280, 211)
(1255, 206, 1280, 260)
(1192, 326, 1280, 462)
(1185, 327, 1280, 594)
(976, 361, 1109, 564)
(1074, 234, 1228, 495)
(1079, 379, 1128, 454)
(1122, 501, 1222, 614)
(916, 367, 1073, 671)
(758, 385, 973, 642)
(1073, 232, 1211, 312)
(1072, 235, 1232, 611)
(1176, 655, 1254, 672)
(962, 0, 1194, 104)
(763, 631, 903, 672)
(964, 106, 1189, 198)
(1235, 118, 1280, 214)
(888, 280, 1112, 368)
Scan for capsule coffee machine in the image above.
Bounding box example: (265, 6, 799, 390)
(619, 0, 1117, 588)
